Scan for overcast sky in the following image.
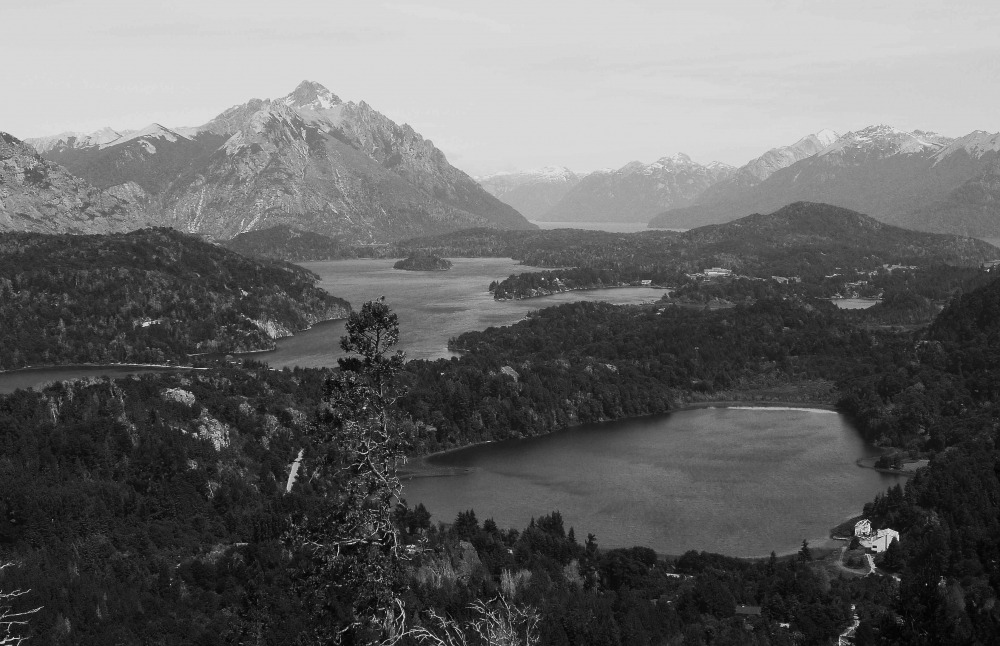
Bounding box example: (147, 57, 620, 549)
(4, 0, 999, 176)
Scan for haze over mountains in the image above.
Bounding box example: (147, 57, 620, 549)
(10, 81, 534, 242)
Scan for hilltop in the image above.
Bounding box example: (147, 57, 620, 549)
(0, 228, 350, 369)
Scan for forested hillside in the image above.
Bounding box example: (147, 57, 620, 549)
(3, 281, 1000, 643)
(0, 228, 350, 369)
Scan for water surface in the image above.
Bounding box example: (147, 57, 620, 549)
(0, 258, 663, 388)
(530, 221, 658, 233)
(403, 406, 900, 557)
(0, 365, 193, 395)
(829, 298, 880, 310)
(249, 258, 663, 368)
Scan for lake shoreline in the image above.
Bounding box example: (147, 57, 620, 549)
(403, 400, 842, 477)
(495, 284, 666, 302)
(0, 362, 204, 376)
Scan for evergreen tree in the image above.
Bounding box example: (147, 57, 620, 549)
(288, 298, 411, 644)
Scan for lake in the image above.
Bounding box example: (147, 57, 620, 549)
(240, 258, 664, 369)
(829, 298, 880, 310)
(0, 364, 196, 395)
(0, 258, 664, 389)
(402, 406, 900, 557)
(530, 220, 659, 233)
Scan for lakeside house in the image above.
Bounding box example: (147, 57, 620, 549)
(855, 518, 899, 553)
(704, 267, 732, 277)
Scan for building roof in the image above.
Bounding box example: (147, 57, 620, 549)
(735, 605, 761, 616)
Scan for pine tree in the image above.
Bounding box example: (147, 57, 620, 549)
(288, 298, 411, 644)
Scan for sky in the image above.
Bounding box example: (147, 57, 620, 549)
(3, 0, 1000, 176)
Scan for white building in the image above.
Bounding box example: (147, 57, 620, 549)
(860, 528, 899, 553)
(854, 519, 872, 536)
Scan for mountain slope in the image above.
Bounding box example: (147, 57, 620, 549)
(0, 132, 144, 233)
(683, 130, 839, 212)
(542, 154, 734, 223)
(476, 166, 584, 219)
(650, 125, 1000, 235)
(0, 227, 350, 369)
(669, 201, 997, 275)
(26, 81, 534, 241)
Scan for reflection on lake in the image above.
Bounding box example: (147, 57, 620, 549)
(829, 298, 880, 310)
(402, 406, 901, 557)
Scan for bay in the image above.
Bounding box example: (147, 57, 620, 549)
(402, 406, 901, 557)
(829, 298, 880, 310)
(0, 258, 664, 389)
(242, 258, 665, 369)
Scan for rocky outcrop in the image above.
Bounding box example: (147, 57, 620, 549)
(0, 132, 144, 234)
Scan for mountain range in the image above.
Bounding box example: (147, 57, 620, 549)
(476, 125, 1000, 238)
(648, 125, 1000, 237)
(476, 166, 584, 219)
(12, 81, 534, 241)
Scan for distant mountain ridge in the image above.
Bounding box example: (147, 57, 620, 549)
(538, 154, 735, 223)
(18, 81, 535, 241)
(650, 125, 1000, 236)
(475, 166, 584, 219)
(0, 132, 145, 233)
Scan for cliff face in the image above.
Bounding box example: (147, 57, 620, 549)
(0, 132, 145, 234)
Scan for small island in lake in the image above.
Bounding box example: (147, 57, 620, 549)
(393, 253, 452, 271)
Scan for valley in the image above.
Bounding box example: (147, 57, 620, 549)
(4, 70, 1000, 646)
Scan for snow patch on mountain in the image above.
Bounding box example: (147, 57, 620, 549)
(932, 130, 1000, 164)
(26, 127, 133, 153)
(820, 124, 952, 157)
(104, 123, 189, 149)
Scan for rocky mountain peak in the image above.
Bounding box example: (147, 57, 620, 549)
(819, 124, 952, 157)
(282, 80, 342, 110)
(814, 128, 840, 147)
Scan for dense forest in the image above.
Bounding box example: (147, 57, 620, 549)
(3, 273, 1000, 643)
(0, 228, 350, 370)
(4, 279, 1000, 644)
(3, 216, 1000, 644)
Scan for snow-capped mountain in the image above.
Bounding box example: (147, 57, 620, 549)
(27, 127, 134, 154)
(539, 154, 735, 223)
(649, 125, 1000, 236)
(22, 81, 534, 241)
(476, 166, 584, 219)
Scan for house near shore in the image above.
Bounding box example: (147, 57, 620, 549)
(862, 529, 899, 553)
(704, 267, 732, 278)
(854, 518, 899, 553)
